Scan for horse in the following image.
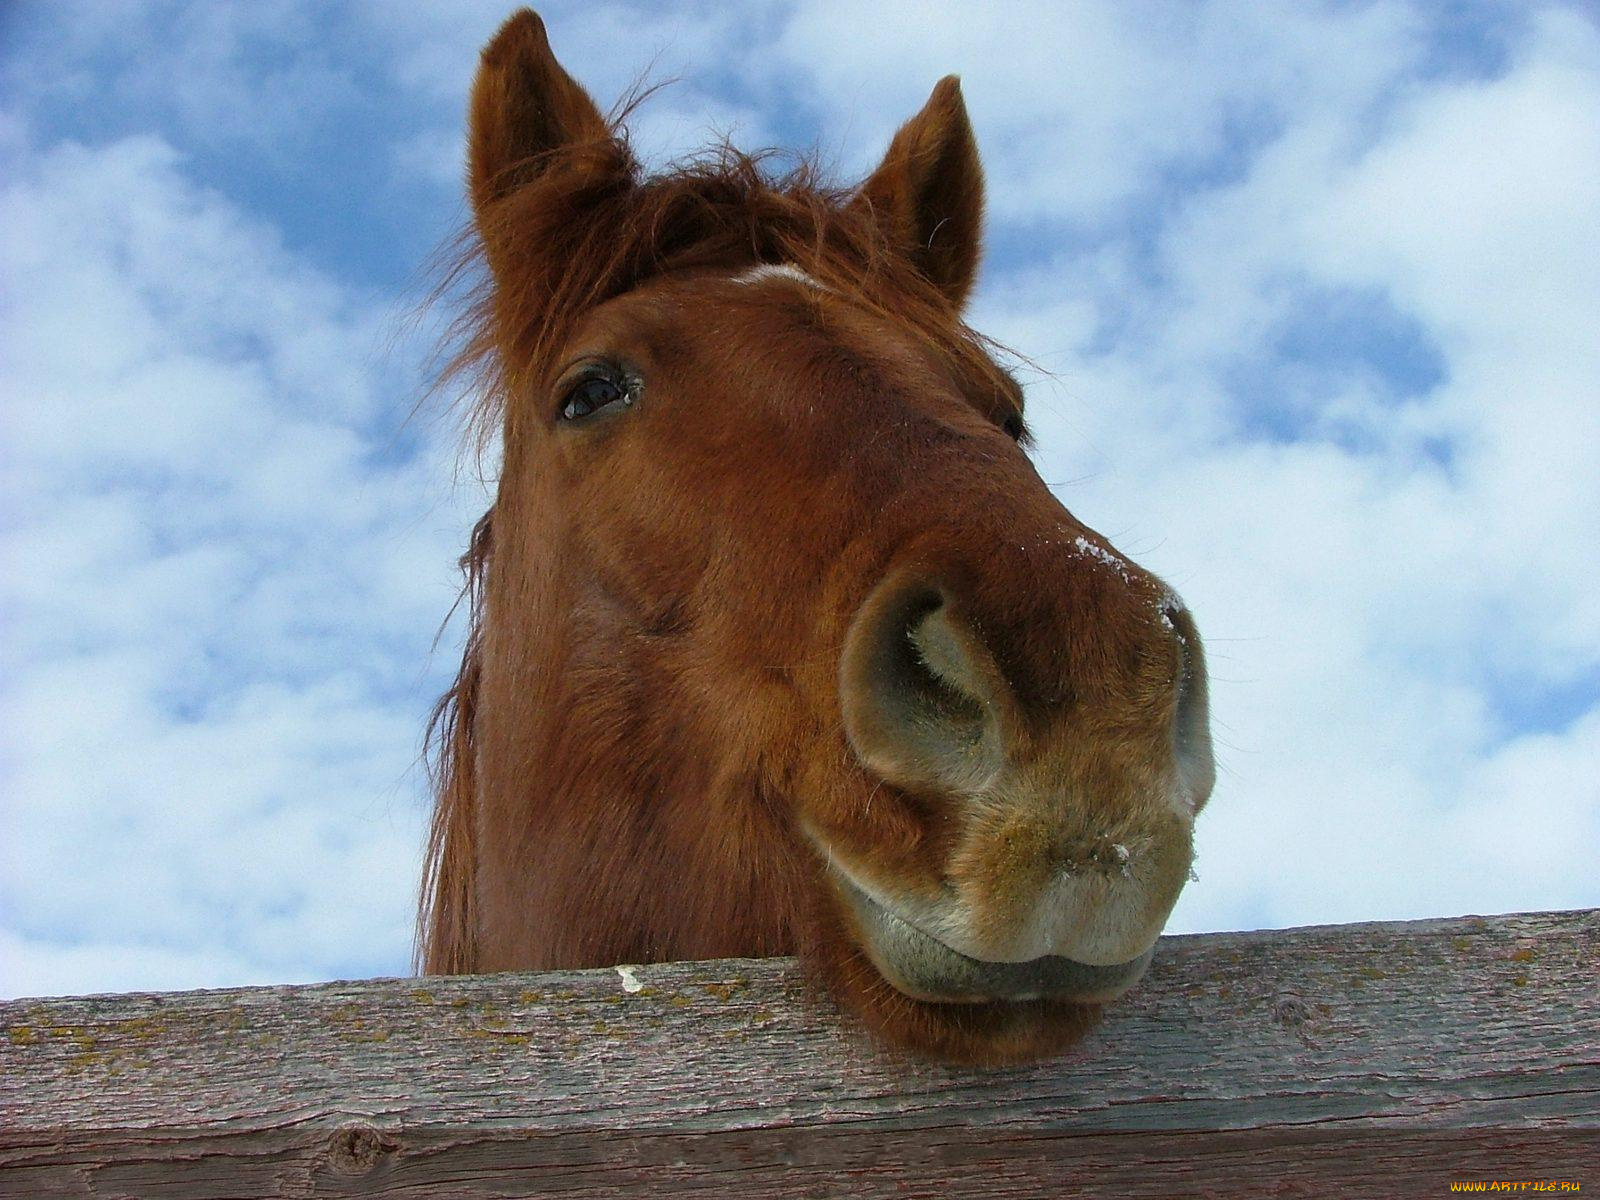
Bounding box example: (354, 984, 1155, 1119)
(418, 8, 1215, 1064)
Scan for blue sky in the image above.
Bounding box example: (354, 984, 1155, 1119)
(3, 0, 1597, 999)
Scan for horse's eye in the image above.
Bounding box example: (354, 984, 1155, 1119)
(561, 372, 630, 421)
(1002, 412, 1026, 441)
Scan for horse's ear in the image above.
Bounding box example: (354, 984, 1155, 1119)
(468, 9, 611, 218)
(856, 76, 985, 309)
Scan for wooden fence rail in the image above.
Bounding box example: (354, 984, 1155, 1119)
(3, 909, 1596, 1197)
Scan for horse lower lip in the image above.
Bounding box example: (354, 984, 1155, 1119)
(837, 873, 1154, 1004)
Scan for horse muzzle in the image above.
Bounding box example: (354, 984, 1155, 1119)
(835, 870, 1156, 1005)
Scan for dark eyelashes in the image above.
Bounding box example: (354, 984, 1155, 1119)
(557, 363, 638, 422)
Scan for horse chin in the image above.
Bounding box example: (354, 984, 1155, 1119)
(812, 870, 1134, 1065)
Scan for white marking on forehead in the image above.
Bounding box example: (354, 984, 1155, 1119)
(732, 262, 830, 292)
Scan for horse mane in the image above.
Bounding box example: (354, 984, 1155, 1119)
(416, 109, 1025, 975)
(418, 507, 491, 974)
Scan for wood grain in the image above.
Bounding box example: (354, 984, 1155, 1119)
(3, 909, 1596, 1197)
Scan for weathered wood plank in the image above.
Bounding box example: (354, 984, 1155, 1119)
(3, 909, 1596, 1197)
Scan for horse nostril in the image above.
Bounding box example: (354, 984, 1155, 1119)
(902, 596, 987, 729)
(839, 574, 1009, 795)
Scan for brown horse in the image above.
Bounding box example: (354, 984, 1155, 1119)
(419, 8, 1215, 1064)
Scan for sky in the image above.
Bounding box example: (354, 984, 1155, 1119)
(2, 0, 1596, 1000)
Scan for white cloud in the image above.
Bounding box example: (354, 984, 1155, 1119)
(769, 0, 1431, 222)
(1, 2, 361, 163)
(1, 128, 477, 998)
(0, 928, 294, 999)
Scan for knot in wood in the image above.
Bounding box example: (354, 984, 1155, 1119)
(1271, 990, 1309, 1028)
(328, 1121, 389, 1175)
